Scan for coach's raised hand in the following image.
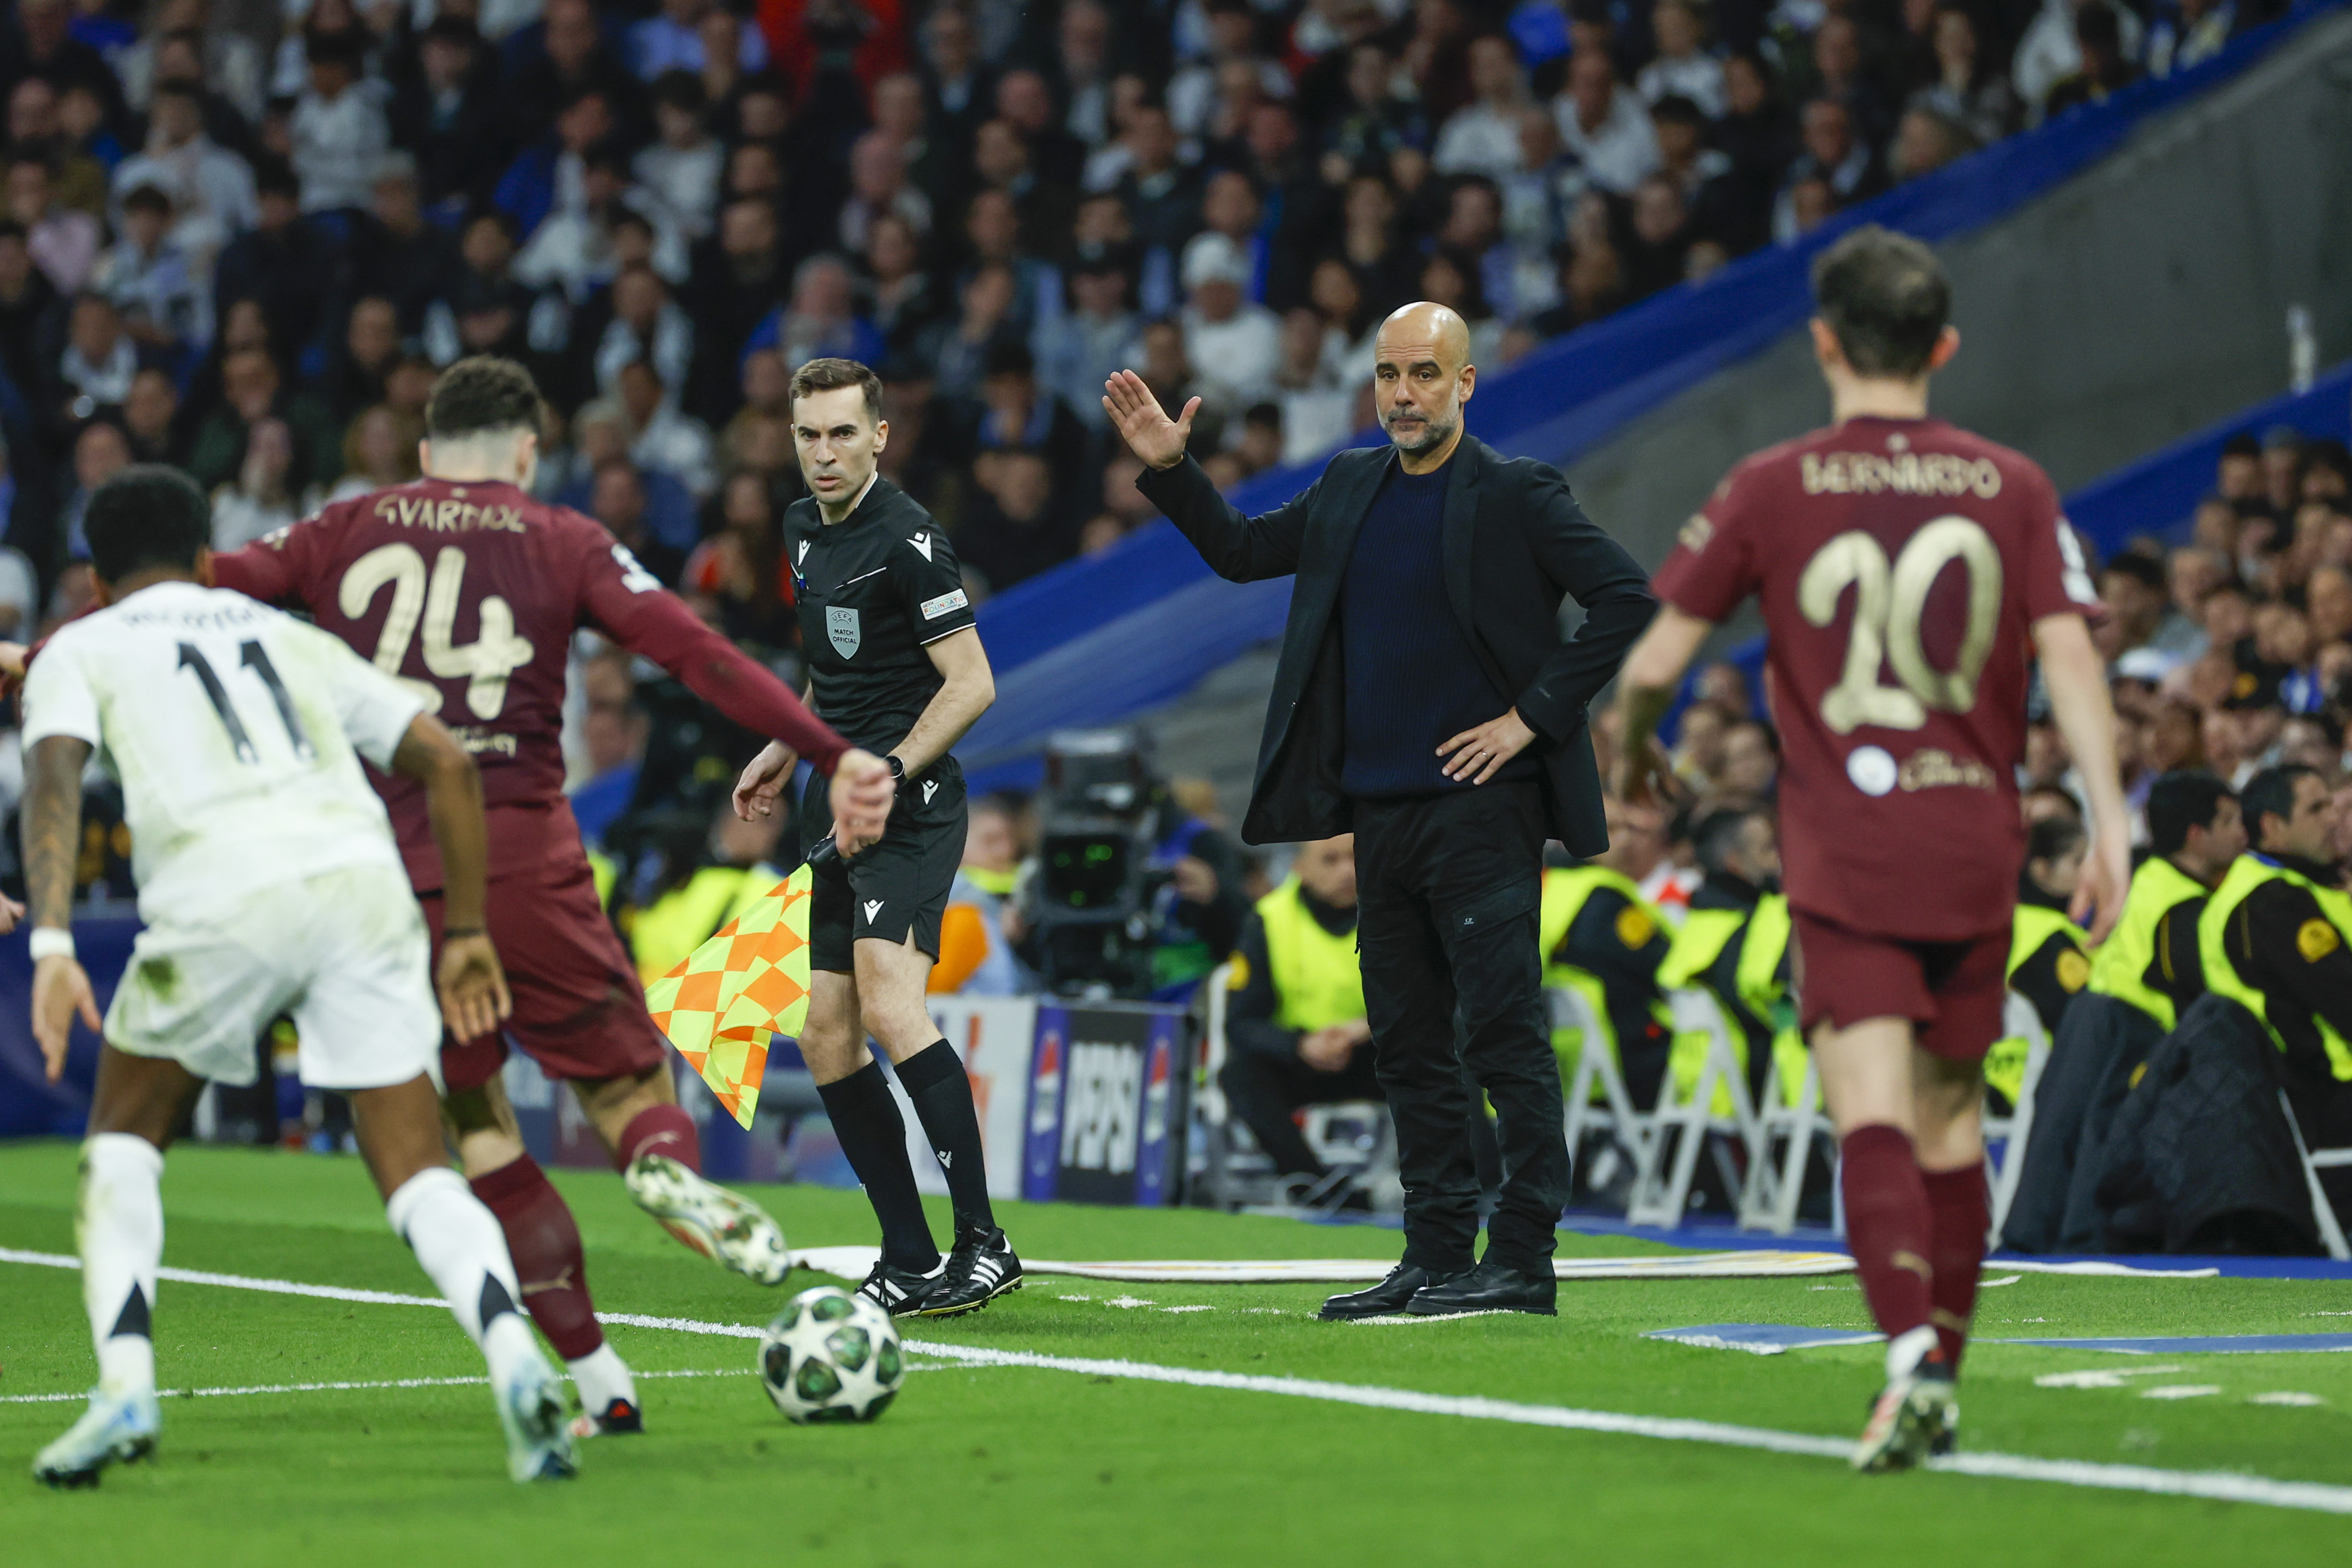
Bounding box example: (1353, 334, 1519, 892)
(1103, 369, 1199, 471)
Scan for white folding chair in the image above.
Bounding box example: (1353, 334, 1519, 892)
(1740, 1047, 1835, 1235)
(2280, 1088, 2352, 1261)
(1626, 989, 1761, 1227)
(1554, 985, 1658, 1206)
(1984, 991, 2053, 1241)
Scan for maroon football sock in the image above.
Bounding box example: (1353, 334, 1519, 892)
(614, 1103, 702, 1173)
(469, 1154, 604, 1361)
(1922, 1162, 1990, 1372)
(1839, 1124, 1936, 1344)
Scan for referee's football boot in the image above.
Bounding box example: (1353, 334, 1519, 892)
(1405, 1260, 1558, 1317)
(1853, 1327, 1957, 1473)
(857, 1257, 946, 1316)
(912, 1229, 1024, 1318)
(32, 1386, 160, 1488)
(624, 1152, 793, 1286)
(1318, 1262, 1462, 1321)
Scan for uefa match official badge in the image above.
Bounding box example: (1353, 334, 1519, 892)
(828, 606, 862, 658)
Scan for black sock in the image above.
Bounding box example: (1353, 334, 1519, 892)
(816, 1061, 939, 1272)
(895, 1040, 996, 1241)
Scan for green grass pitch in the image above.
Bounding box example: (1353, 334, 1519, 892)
(3, 1139, 2350, 1566)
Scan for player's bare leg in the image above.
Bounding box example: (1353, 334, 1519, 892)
(34, 1047, 199, 1488)
(803, 965, 945, 1310)
(353, 1072, 573, 1481)
(856, 930, 1020, 1317)
(1814, 1017, 1960, 1472)
(573, 1062, 792, 1288)
(444, 1078, 642, 1435)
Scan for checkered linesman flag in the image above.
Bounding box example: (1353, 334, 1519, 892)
(642, 865, 814, 1128)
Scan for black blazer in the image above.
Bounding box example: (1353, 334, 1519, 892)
(1137, 436, 1656, 854)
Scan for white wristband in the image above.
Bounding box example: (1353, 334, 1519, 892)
(28, 927, 74, 963)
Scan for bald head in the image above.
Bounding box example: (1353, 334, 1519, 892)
(1372, 301, 1476, 468)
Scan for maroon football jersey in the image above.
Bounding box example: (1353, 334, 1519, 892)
(1652, 416, 2099, 942)
(214, 477, 847, 888)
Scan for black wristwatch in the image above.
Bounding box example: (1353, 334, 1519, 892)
(886, 755, 907, 780)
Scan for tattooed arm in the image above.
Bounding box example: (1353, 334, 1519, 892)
(24, 735, 99, 1079)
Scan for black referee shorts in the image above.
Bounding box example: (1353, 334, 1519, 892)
(801, 756, 967, 973)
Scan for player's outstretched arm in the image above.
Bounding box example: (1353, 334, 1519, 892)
(1105, 368, 1316, 583)
(2034, 612, 2131, 944)
(1612, 606, 1714, 805)
(390, 714, 514, 1042)
(23, 735, 98, 1080)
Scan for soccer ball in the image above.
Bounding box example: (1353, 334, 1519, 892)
(757, 1286, 905, 1424)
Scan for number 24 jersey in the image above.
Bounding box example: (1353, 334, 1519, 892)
(1652, 416, 2100, 942)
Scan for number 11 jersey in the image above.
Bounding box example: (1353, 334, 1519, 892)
(1652, 416, 2100, 942)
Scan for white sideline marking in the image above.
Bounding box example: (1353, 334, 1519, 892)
(0, 1368, 758, 1406)
(7, 1250, 2351, 1515)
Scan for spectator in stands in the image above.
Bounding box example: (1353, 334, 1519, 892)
(288, 31, 385, 214)
(2102, 551, 2204, 664)
(1113, 102, 1202, 271)
(634, 71, 723, 242)
(1640, 0, 1728, 117)
(9, 153, 98, 293)
(960, 447, 1077, 592)
(209, 414, 303, 549)
(1554, 50, 1661, 195)
(1912, 6, 2020, 147)
(839, 128, 930, 255)
(1181, 233, 1282, 417)
(90, 184, 207, 361)
(1218, 833, 1382, 1184)
(2015, 0, 2145, 120)
(617, 357, 715, 502)
(112, 79, 254, 271)
(390, 16, 504, 210)
(680, 468, 795, 651)
(1036, 255, 1138, 436)
(211, 160, 334, 365)
(1323, 38, 1427, 175)
(757, 253, 881, 374)
(1773, 99, 1884, 242)
(2043, 4, 2144, 118)
(589, 455, 685, 582)
(324, 402, 421, 502)
(2149, 0, 2241, 76)
(1889, 103, 1979, 181)
(931, 797, 1035, 997)
(1433, 34, 1532, 182)
(55, 292, 138, 421)
(570, 649, 647, 848)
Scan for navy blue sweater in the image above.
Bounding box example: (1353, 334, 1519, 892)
(1338, 458, 1529, 799)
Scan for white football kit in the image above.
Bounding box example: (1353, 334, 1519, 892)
(21, 581, 443, 1090)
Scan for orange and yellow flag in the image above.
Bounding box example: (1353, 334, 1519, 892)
(643, 865, 813, 1128)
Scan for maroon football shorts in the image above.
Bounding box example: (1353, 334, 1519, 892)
(425, 827, 668, 1095)
(1790, 907, 2009, 1063)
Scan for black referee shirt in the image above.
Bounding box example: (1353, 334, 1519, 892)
(785, 475, 978, 754)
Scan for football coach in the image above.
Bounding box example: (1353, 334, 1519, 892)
(1104, 302, 1655, 1318)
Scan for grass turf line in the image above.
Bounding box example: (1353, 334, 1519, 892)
(3, 1141, 2350, 1566)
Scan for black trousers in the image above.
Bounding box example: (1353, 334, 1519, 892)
(1219, 1047, 1384, 1177)
(1355, 782, 1565, 1274)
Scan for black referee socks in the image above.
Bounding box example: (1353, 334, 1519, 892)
(896, 1041, 997, 1241)
(816, 1062, 940, 1274)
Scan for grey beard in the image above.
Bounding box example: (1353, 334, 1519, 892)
(1386, 412, 1456, 454)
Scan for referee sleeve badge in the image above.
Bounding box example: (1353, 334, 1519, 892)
(643, 864, 815, 1128)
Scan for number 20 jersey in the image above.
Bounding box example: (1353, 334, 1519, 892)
(1652, 416, 2100, 943)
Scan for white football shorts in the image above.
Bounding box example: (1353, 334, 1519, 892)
(104, 862, 443, 1092)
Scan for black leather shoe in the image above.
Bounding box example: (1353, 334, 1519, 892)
(1318, 1264, 1463, 1321)
(1405, 1260, 1557, 1316)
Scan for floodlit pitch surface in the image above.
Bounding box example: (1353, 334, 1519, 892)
(3, 1143, 2349, 1566)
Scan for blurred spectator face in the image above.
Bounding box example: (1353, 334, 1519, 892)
(981, 360, 1035, 423)
(1074, 193, 1130, 250)
(121, 193, 171, 253)
(422, 30, 473, 92)
(1814, 18, 1862, 89)
(2310, 567, 2352, 646)
(2264, 440, 2303, 512)
(2281, 718, 2342, 778)
(2167, 546, 2225, 617)
(1802, 100, 1854, 167)
(2217, 448, 2262, 500)
(242, 417, 293, 496)
(1567, 52, 1615, 129)
(1141, 319, 1190, 389)
(960, 263, 1014, 326)
(1125, 105, 1177, 172)
(592, 461, 648, 538)
(224, 350, 278, 420)
(1246, 102, 1298, 166)
(1686, 239, 1730, 281)
(348, 298, 399, 369)
(2143, 700, 2203, 772)
(1343, 175, 1394, 235)
(993, 452, 1052, 522)
(2261, 604, 2315, 667)
(1078, 513, 1126, 555)
(20, 0, 69, 54)
(459, 303, 514, 352)
(1631, 178, 1685, 245)
(868, 214, 920, 281)
(1200, 450, 1247, 490)
(850, 131, 905, 204)
(68, 294, 119, 364)
(1516, 105, 1565, 172)
(1309, 258, 1363, 328)
(963, 803, 1021, 875)
(1721, 723, 1777, 796)
(1191, 273, 1243, 324)
(2027, 832, 2087, 901)
(556, 93, 613, 156)
(546, 0, 599, 73)
(872, 73, 923, 141)
(614, 267, 664, 331)
(1346, 43, 1392, 109)
(925, 5, 976, 77)
(736, 82, 788, 141)
(386, 357, 434, 414)
(75, 419, 128, 489)
(793, 257, 854, 320)
(1203, 171, 1259, 240)
(351, 405, 406, 481)
(729, 143, 781, 199)
(1061, 1, 1109, 79)
(125, 369, 176, 446)
(1237, 410, 1283, 473)
(722, 471, 772, 535)
(617, 361, 664, 424)
(373, 167, 424, 234)
(308, 53, 358, 102)
(1467, 35, 1521, 105)
(462, 213, 515, 275)
(1652, 106, 1703, 169)
(1935, 9, 1979, 79)
(1440, 181, 1501, 250)
(996, 70, 1052, 135)
(1416, 252, 1467, 311)
(1599, 795, 1664, 879)
(5, 161, 49, 222)
(2204, 582, 2251, 646)
(1724, 53, 1769, 115)
(1697, 661, 1751, 711)
(974, 120, 1028, 187)
(966, 189, 1020, 260)
(149, 86, 203, 148)
(721, 199, 775, 261)
(1295, 834, 1358, 907)
(741, 348, 789, 412)
(1278, 308, 1322, 384)
(1676, 703, 1728, 778)
(10, 79, 56, 146)
(1069, 265, 1127, 319)
(1789, 176, 1837, 234)
(1892, 109, 1970, 181)
(1103, 451, 1154, 524)
(1654, 0, 1702, 57)
(582, 655, 645, 772)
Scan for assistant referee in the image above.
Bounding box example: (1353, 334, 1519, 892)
(1104, 304, 1655, 1317)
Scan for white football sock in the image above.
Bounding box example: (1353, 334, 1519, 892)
(385, 1166, 538, 1385)
(1885, 1323, 1941, 1381)
(79, 1133, 163, 1398)
(567, 1342, 638, 1413)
